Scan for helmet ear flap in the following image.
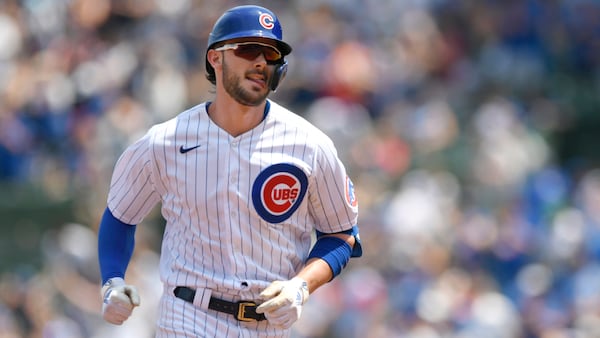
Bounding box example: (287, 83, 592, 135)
(270, 60, 288, 92)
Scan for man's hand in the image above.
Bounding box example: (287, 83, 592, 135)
(256, 277, 309, 329)
(101, 277, 140, 325)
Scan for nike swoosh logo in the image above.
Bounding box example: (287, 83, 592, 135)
(179, 145, 201, 154)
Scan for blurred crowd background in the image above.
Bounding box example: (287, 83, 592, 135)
(1, 0, 600, 337)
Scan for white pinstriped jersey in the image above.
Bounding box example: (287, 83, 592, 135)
(107, 100, 358, 335)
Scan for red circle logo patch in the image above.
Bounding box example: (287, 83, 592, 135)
(252, 164, 308, 223)
(262, 173, 300, 215)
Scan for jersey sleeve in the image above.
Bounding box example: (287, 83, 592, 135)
(308, 136, 359, 233)
(107, 129, 162, 225)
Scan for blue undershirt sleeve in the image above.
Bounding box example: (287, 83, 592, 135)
(308, 225, 363, 280)
(307, 236, 352, 280)
(97, 207, 137, 284)
(315, 224, 363, 257)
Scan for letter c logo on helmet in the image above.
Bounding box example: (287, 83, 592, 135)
(259, 13, 275, 30)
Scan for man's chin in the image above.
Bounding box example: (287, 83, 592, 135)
(225, 82, 270, 106)
(238, 92, 269, 106)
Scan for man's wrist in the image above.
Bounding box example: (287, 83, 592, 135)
(101, 277, 125, 297)
(291, 277, 309, 304)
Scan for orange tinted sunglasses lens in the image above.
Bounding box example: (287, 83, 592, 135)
(215, 43, 282, 63)
(234, 44, 281, 62)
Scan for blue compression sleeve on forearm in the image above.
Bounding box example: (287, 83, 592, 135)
(316, 225, 363, 257)
(307, 236, 352, 280)
(98, 207, 136, 284)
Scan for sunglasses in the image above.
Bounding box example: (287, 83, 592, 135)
(214, 42, 283, 64)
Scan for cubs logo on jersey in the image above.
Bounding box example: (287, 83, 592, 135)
(345, 175, 358, 208)
(252, 163, 308, 223)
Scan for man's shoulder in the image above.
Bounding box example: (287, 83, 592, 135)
(269, 101, 316, 129)
(148, 103, 208, 135)
(269, 100, 332, 142)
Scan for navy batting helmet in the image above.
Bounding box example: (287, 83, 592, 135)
(205, 5, 292, 91)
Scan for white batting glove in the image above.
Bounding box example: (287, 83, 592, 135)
(256, 277, 309, 329)
(101, 277, 140, 325)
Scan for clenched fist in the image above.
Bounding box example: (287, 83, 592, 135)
(256, 277, 309, 329)
(101, 277, 140, 325)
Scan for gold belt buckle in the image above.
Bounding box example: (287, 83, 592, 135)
(237, 302, 257, 322)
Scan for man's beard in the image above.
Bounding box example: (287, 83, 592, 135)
(222, 59, 270, 106)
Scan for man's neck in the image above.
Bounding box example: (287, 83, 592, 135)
(207, 97, 268, 137)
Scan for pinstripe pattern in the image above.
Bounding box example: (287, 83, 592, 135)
(107, 100, 358, 337)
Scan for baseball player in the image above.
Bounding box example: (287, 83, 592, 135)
(97, 5, 362, 337)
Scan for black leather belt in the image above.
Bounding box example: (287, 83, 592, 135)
(174, 286, 266, 322)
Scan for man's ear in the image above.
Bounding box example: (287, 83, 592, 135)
(207, 49, 221, 70)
